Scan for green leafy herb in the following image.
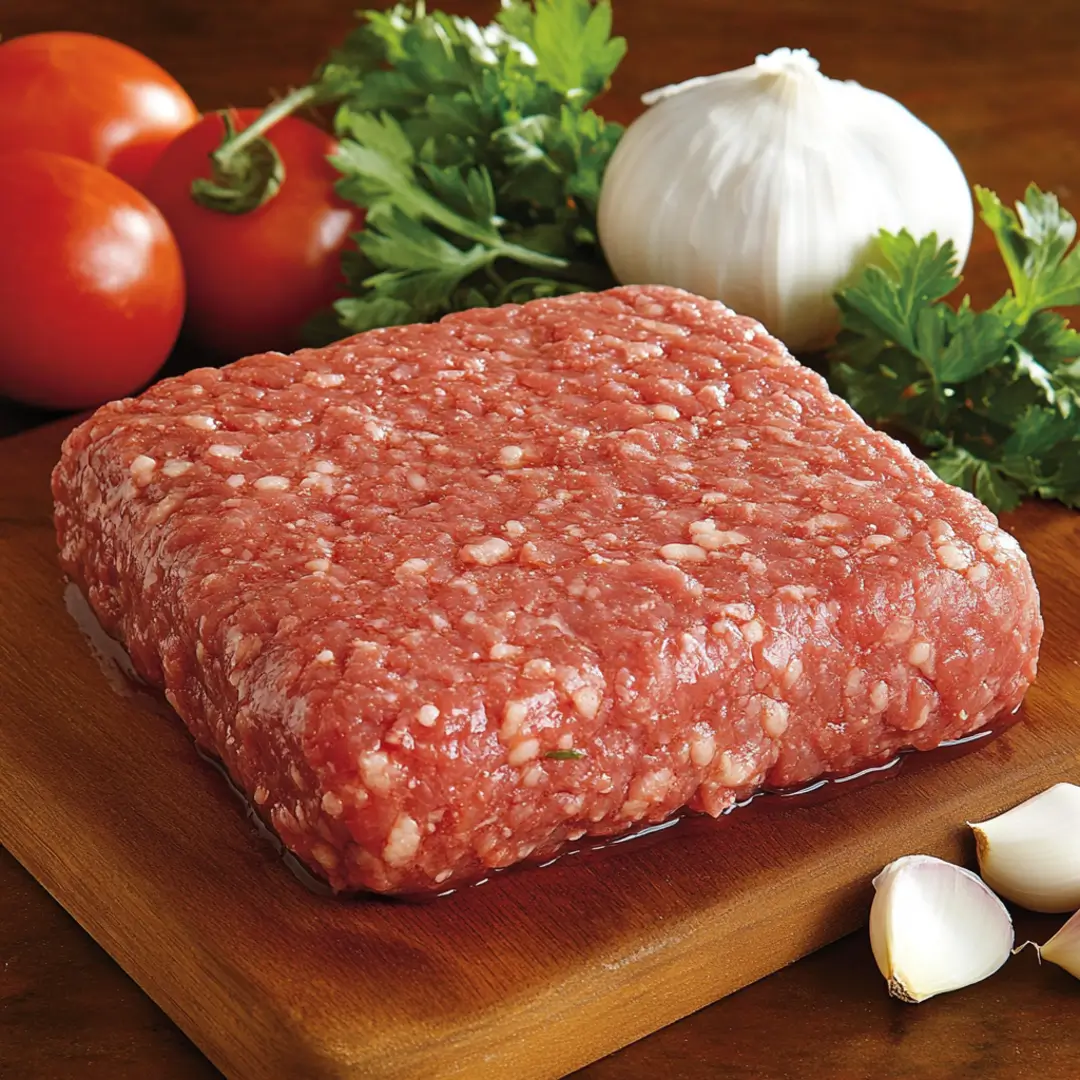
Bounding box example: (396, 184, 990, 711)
(830, 184, 1080, 512)
(235, 1, 625, 339)
(544, 748, 587, 760)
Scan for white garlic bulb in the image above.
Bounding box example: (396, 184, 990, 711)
(597, 47, 974, 351)
(869, 855, 1013, 1003)
(970, 783, 1080, 913)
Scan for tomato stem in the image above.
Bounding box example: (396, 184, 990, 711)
(212, 85, 320, 172)
(190, 85, 321, 216)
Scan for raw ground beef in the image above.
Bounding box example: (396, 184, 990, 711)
(52, 285, 1042, 895)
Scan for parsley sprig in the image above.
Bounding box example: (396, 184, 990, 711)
(252, 0, 626, 339)
(830, 184, 1080, 512)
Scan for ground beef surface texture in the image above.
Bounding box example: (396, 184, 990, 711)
(52, 285, 1043, 894)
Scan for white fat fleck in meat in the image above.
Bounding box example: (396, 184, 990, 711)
(805, 513, 852, 533)
(690, 732, 717, 767)
(417, 704, 440, 727)
(305, 371, 346, 388)
(910, 702, 931, 729)
(776, 584, 817, 602)
(321, 791, 344, 817)
(693, 527, 749, 550)
(305, 558, 331, 573)
(572, 686, 601, 719)
(311, 842, 340, 871)
(870, 681, 890, 713)
(314, 649, 335, 663)
(406, 471, 427, 491)
(498, 445, 525, 468)
(182, 414, 217, 431)
(359, 751, 394, 795)
(862, 534, 893, 550)
(129, 455, 156, 487)
(936, 543, 970, 571)
(660, 543, 707, 563)
(883, 617, 914, 645)
(501, 700, 528, 740)
(162, 459, 192, 478)
(397, 557, 430, 576)
(740, 552, 767, 575)
(383, 813, 422, 867)
(845, 667, 865, 695)
(523, 658, 554, 679)
(521, 763, 546, 787)
(782, 657, 804, 690)
(504, 519, 526, 539)
(908, 642, 932, 666)
(207, 443, 243, 458)
(752, 695, 790, 737)
(253, 785, 269, 806)
(490, 643, 523, 660)
(508, 738, 540, 766)
(254, 475, 290, 492)
(741, 618, 765, 644)
(719, 603, 753, 621)
(967, 563, 991, 585)
(976, 533, 995, 553)
(225, 474, 246, 488)
(460, 537, 513, 566)
(652, 403, 680, 421)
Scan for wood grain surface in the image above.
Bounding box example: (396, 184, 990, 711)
(2, 1, 1080, 1078)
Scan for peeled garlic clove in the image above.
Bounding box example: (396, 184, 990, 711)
(869, 854, 1013, 1003)
(969, 783, 1080, 913)
(1031, 909, 1080, 979)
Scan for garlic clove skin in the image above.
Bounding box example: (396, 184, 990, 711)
(1031, 908, 1080, 980)
(598, 47, 974, 352)
(869, 854, 1013, 1003)
(970, 783, 1080, 914)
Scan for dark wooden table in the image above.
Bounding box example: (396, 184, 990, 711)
(2, 1, 1079, 1077)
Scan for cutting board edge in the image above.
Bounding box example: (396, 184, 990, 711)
(4, 732, 1078, 1080)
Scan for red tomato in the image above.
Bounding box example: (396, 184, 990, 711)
(0, 32, 198, 190)
(143, 108, 360, 358)
(0, 151, 185, 410)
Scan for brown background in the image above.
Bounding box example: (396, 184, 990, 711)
(2, 1, 1080, 1077)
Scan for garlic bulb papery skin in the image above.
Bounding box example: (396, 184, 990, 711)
(869, 855, 1013, 1004)
(970, 783, 1080, 914)
(1031, 908, 1080, 980)
(597, 47, 974, 352)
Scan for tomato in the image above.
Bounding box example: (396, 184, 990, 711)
(143, 108, 360, 358)
(0, 32, 198, 190)
(0, 151, 185, 411)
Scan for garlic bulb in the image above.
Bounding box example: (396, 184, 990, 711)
(869, 855, 1013, 1003)
(970, 783, 1080, 913)
(597, 47, 974, 351)
(1027, 909, 1080, 980)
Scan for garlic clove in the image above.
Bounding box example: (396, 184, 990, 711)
(969, 783, 1080, 913)
(1029, 908, 1080, 980)
(869, 854, 1014, 1003)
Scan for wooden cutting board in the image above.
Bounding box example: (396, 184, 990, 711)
(1, 419, 1078, 1080)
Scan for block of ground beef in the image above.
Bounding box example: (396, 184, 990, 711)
(52, 285, 1042, 895)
